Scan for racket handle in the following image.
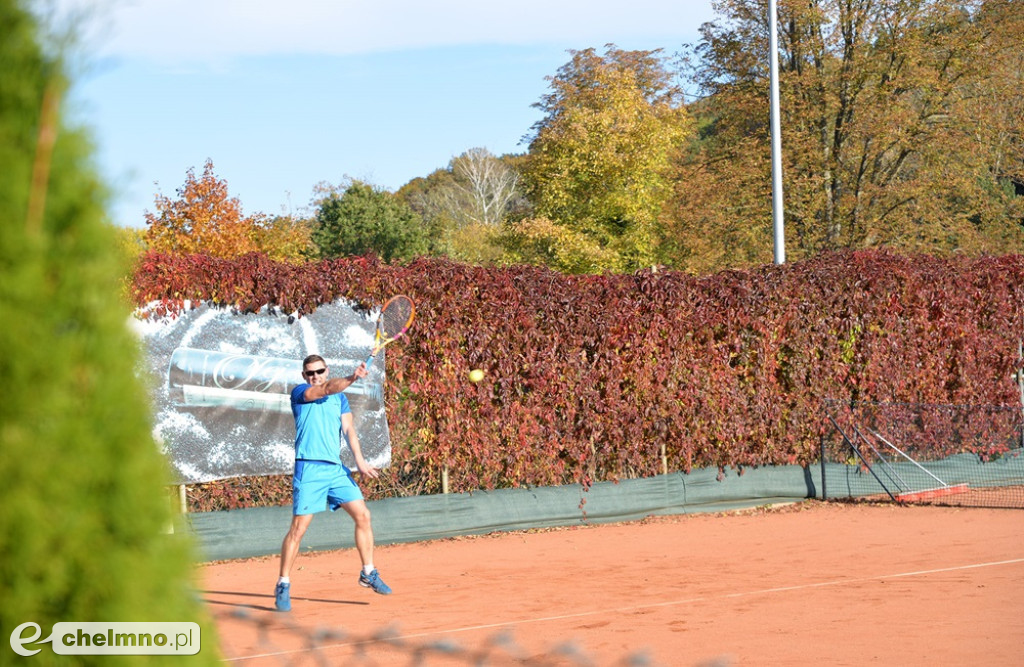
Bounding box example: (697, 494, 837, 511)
(365, 344, 382, 369)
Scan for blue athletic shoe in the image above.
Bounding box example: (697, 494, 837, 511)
(274, 582, 291, 611)
(358, 569, 392, 595)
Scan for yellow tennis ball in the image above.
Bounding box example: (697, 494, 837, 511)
(468, 369, 485, 383)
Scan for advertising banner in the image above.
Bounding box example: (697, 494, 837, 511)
(134, 300, 390, 484)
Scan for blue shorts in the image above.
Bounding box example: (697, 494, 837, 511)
(292, 460, 364, 515)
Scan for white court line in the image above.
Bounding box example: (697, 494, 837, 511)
(223, 557, 1024, 662)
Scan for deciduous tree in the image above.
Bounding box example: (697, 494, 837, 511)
(312, 179, 429, 262)
(144, 159, 312, 262)
(497, 216, 620, 274)
(254, 213, 315, 263)
(522, 45, 693, 273)
(398, 149, 526, 264)
(664, 0, 1024, 273)
(443, 147, 522, 227)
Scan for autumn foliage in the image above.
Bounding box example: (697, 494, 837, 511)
(144, 159, 312, 263)
(524, 45, 692, 272)
(668, 0, 1024, 272)
(132, 249, 1024, 503)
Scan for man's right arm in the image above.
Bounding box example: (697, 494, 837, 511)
(302, 364, 368, 402)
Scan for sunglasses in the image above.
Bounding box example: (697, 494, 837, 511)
(304, 367, 327, 377)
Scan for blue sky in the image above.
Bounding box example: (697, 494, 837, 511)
(56, 1, 718, 228)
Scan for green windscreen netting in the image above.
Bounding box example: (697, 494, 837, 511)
(184, 465, 818, 561)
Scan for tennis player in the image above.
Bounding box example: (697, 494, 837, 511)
(274, 354, 391, 612)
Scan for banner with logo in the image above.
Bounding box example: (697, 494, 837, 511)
(134, 301, 390, 484)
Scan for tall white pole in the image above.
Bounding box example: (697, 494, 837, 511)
(769, 0, 786, 264)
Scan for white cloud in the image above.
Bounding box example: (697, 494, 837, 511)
(62, 0, 716, 62)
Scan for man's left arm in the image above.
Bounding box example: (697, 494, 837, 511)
(342, 412, 380, 478)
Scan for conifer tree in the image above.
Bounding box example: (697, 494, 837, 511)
(0, 1, 218, 663)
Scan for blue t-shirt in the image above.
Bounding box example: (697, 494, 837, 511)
(290, 384, 352, 465)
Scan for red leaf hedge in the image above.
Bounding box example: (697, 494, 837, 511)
(133, 249, 1024, 502)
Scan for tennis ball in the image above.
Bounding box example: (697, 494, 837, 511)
(468, 369, 485, 383)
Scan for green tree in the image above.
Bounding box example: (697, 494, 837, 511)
(0, 1, 217, 663)
(664, 0, 1024, 273)
(312, 179, 429, 261)
(522, 44, 693, 272)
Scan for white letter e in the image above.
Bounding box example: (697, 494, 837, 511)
(10, 622, 42, 656)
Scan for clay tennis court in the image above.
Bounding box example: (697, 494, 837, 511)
(201, 501, 1024, 665)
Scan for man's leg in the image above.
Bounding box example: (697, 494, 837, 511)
(341, 500, 391, 594)
(280, 513, 314, 577)
(275, 513, 313, 611)
(339, 499, 374, 568)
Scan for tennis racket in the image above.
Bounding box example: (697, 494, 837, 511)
(365, 295, 415, 368)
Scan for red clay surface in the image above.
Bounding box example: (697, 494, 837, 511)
(201, 501, 1024, 666)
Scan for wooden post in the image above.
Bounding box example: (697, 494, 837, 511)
(164, 484, 186, 535)
(442, 466, 450, 494)
(820, 432, 827, 501)
(1018, 341, 1023, 449)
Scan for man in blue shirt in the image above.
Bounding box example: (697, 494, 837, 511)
(274, 354, 391, 612)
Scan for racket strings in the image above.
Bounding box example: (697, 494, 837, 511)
(380, 298, 413, 339)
